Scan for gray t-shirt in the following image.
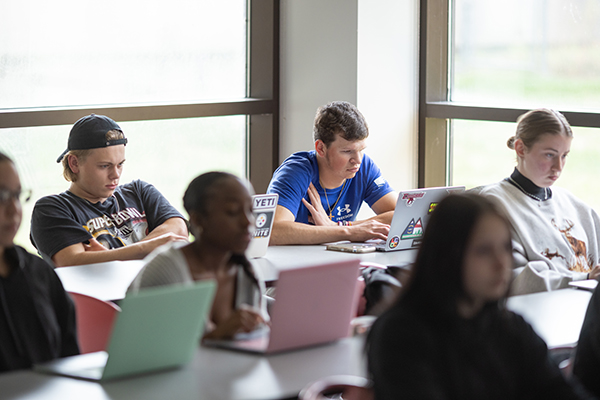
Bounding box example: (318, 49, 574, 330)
(30, 180, 184, 263)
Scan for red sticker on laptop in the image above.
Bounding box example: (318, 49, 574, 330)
(402, 192, 425, 206)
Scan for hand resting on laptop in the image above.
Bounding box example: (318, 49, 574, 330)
(128, 172, 270, 340)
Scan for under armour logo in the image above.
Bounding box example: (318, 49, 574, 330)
(337, 204, 351, 216)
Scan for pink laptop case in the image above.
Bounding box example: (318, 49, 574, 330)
(204, 259, 362, 354)
(266, 259, 361, 352)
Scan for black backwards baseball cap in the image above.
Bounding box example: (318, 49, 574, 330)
(56, 114, 128, 163)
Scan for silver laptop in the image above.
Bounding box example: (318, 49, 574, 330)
(246, 193, 278, 259)
(34, 281, 216, 381)
(203, 259, 361, 354)
(376, 186, 465, 252)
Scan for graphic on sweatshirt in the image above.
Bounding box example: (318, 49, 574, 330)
(83, 207, 148, 249)
(542, 219, 593, 273)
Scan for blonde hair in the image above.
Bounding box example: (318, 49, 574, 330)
(62, 130, 125, 182)
(507, 108, 573, 151)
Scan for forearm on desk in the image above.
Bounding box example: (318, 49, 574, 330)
(52, 242, 155, 267)
(143, 217, 189, 240)
(269, 221, 352, 245)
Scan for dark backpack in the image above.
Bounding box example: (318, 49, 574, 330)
(361, 264, 410, 316)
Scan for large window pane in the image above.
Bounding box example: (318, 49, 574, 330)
(0, 0, 246, 108)
(452, 119, 600, 211)
(452, 0, 600, 110)
(0, 115, 246, 253)
(451, 119, 516, 189)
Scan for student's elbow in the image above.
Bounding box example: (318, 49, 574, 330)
(372, 192, 398, 215)
(268, 223, 288, 246)
(170, 217, 189, 236)
(157, 217, 189, 237)
(52, 252, 75, 268)
(269, 207, 297, 245)
(51, 243, 90, 267)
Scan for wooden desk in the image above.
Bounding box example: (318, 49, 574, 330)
(0, 335, 367, 400)
(506, 288, 592, 348)
(56, 246, 417, 301)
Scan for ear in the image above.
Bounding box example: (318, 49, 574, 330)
(315, 139, 327, 157)
(514, 139, 527, 159)
(67, 154, 80, 174)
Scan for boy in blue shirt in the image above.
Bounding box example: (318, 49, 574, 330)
(267, 101, 397, 245)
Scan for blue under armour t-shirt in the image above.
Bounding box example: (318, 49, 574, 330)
(267, 151, 393, 224)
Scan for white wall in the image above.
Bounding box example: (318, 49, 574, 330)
(279, 0, 418, 195)
(279, 0, 358, 158)
(357, 1, 418, 192)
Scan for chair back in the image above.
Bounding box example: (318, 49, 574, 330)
(549, 344, 577, 379)
(299, 375, 374, 400)
(68, 292, 121, 354)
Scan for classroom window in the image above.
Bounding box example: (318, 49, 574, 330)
(420, 0, 600, 204)
(452, 0, 600, 110)
(0, 0, 246, 108)
(451, 120, 600, 210)
(0, 0, 279, 252)
(1, 116, 246, 252)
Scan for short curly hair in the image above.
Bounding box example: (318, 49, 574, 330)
(313, 101, 369, 147)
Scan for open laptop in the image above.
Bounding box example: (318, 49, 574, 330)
(34, 280, 216, 381)
(203, 259, 361, 354)
(376, 185, 465, 252)
(246, 193, 278, 259)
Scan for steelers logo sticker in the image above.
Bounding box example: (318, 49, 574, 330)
(256, 213, 268, 228)
(252, 211, 273, 238)
(389, 236, 400, 249)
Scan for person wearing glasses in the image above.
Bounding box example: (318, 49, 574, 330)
(0, 152, 79, 372)
(30, 114, 189, 267)
(266, 101, 398, 245)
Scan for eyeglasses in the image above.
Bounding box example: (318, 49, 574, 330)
(0, 189, 32, 205)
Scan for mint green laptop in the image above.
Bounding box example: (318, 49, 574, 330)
(34, 280, 216, 381)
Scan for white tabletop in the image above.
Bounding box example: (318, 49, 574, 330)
(0, 335, 367, 400)
(56, 246, 417, 301)
(55, 260, 145, 302)
(506, 288, 592, 348)
(251, 244, 417, 282)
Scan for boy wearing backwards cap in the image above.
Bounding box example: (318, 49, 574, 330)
(30, 114, 188, 267)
